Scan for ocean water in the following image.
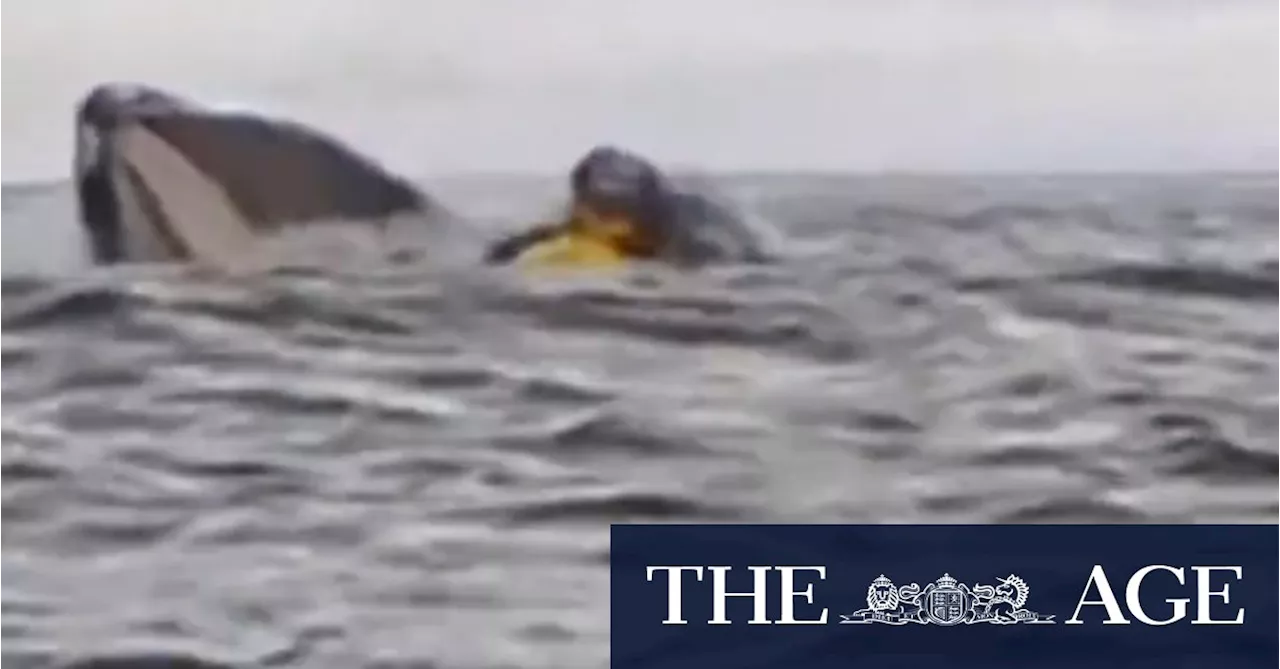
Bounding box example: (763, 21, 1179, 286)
(2, 172, 1277, 668)
(3, 2, 1278, 668)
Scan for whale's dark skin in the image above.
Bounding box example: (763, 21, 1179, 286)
(484, 146, 769, 267)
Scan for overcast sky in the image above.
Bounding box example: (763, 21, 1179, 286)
(3, 0, 1276, 181)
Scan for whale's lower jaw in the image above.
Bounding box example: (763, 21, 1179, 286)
(76, 167, 126, 264)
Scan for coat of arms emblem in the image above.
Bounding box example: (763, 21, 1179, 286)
(839, 573, 1056, 626)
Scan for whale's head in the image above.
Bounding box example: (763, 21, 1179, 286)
(74, 83, 201, 263)
(72, 82, 430, 267)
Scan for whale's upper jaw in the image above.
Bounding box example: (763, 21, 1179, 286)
(74, 83, 198, 181)
(76, 82, 198, 130)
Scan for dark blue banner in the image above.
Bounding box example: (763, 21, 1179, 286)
(610, 525, 1278, 669)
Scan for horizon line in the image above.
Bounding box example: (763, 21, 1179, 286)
(3, 168, 1276, 191)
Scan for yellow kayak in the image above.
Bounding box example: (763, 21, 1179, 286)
(514, 228, 630, 270)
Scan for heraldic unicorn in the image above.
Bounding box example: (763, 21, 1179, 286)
(840, 573, 1056, 626)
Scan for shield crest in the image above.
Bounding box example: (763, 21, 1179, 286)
(926, 588, 968, 625)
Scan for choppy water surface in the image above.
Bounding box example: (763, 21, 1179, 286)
(3, 173, 1277, 668)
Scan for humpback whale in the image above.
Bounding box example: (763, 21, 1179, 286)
(74, 83, 433, 268)
(485, 146, 769, 270)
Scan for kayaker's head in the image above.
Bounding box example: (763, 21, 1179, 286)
(564, 145, 670, 257)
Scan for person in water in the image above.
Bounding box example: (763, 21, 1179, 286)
(485, 146, 769, 269)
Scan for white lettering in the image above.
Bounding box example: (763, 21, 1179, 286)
(776, 567, 828, 625)
(1066, 564, 1247, 626)
(709, 566, 772, 625)
(1191, 566, 1245, 625)
(1125, 565, 1188, 625)
(1066, 565, 1130, 624)
(646, 566, 704, 625)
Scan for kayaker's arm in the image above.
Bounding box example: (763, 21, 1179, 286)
(483, 223, 565, 264)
